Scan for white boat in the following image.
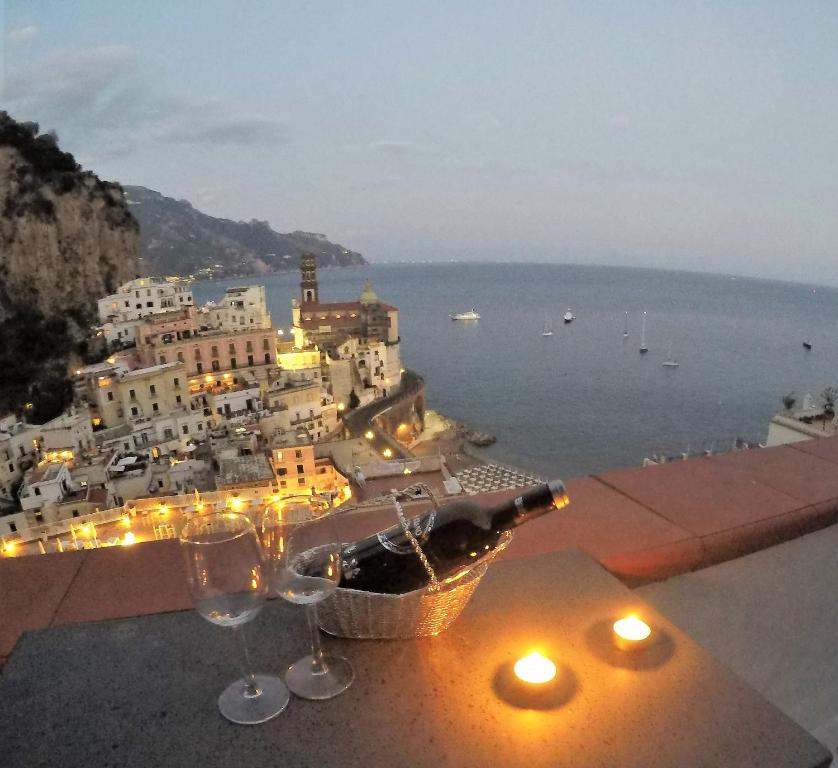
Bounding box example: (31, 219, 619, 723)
(451, 308, 480, 321)
(623, 311, 629, 338)
(662, 341, 679, 368)
(542, 318, 553, 337)
(639, 311, 648, 353)
(563, 309, 575, 324)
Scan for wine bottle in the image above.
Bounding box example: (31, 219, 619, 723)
(339, 479, 568, 594)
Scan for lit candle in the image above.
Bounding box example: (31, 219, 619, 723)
(513, 652, 557, 685)
(613, 616, 652, 651)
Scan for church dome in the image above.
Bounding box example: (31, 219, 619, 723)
(358, 280, 379, 305)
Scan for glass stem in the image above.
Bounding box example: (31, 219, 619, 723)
(234, 624, 261, 697)
(306, 604, 327, 673)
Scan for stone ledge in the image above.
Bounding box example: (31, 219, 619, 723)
(3, 435, 838, 667)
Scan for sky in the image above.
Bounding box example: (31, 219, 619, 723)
(2, 1, 838, 283)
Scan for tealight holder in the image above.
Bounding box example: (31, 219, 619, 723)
(612, 615, 653, 652)
(493, 651, 576, 710)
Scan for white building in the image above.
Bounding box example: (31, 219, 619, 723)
(38, 406, 96, 455)
(18, 461, 73, 511)
(0, 417, 37, 505)
(97, 278, 193, 344)
(201, 285, 272, 332)
(208, 385, 263, 423)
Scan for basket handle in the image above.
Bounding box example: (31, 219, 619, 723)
(389, 484, 440, 593)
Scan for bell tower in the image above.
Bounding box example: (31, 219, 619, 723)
(300, 253, 319, 304)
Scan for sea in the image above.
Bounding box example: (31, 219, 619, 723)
(192, 263, 838, 480)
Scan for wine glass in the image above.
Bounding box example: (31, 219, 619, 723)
(180, 511, 289, 724)
(261, 495, 354, 700)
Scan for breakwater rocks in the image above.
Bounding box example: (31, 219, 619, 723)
(461, 426, 496, 447)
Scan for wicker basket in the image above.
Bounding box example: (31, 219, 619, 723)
(318, 485, 511, 639)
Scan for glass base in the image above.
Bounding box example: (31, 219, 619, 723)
(286, 654, 354, 700)
(218, 674, 290, 724)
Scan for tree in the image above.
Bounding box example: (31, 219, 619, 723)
(822, 387, 838, 417)
(782, 392, 796, 412)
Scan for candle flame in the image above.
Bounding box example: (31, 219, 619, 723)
(513, 652, 556, 684)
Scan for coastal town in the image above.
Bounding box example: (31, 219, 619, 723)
(0, 255, 545, 558)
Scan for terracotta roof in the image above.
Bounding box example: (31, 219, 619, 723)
(301, 301, 398, 313)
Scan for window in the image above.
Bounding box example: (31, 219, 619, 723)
(34, 487, 41, 496)
(264, 353, 271, 364)
(228, 343, 236, 355)
(175, 395, 182, 404)
(262, 338, 269, 350)
(246, 340, 253, 353)
(147, 301, 154, 307)
(296, 464, 304, 474)
(9, 522, 16, 532)
(297, 477, 305, 486)
(164, 428, 173, 440)
(129, 389, 136, 401)
(146, 289, 151, 297)
(196, 362, 203, 373)
(131, 407, 138, 416)
(159, 355, 166, 365)
(35, 512, 43, 523)
(107, 392, 114, 401)
(173, 377, 180, 388)
(152, 402, 159, 412)
(230, 358, 237, 369)
(182, 424, 189, 434)
(280, 480, 287, 488)
(295, 450, 303, 459)
(278, 467, 287, 476)
(197, 423, 203, 431)
(194, 348, 202, 359)
(149, 384, 156, 395)
(177, 352, 184, 363)
(211, 345, 219, 357)
(247, 355, 254, 366)
(8, 463, 13, 473)
(212, 360, 220, 372)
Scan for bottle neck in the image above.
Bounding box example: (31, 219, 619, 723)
(486, 479, 569, 530)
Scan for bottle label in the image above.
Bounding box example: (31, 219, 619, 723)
(376, 508, 436, 554)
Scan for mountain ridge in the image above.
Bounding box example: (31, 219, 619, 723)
(125, 185, 367, 278)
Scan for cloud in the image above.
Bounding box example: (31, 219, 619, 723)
(7, 24, 38, 44)
(368, 140, 414, 156)
(3, 44, 289, 165)
(153, 112, 288, 146)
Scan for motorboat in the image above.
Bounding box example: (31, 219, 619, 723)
(451, 308, 480, 321)
(803, 341, 813, 350)
(542, 318, 553, 337)
(562, 309, 575, 324)
(662, 341, 679, 368)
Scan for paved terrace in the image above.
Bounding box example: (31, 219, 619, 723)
(4, 435, 838, 670)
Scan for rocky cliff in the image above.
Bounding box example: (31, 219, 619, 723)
(125, 185, 366, 278)
(0, 114, 138, 320)
(0, 112, 138, 420)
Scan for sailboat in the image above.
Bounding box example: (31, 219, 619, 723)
(622, 311, 629, 338)
(662, 341, 679, 368)
(639, 311, 648, 354)
(542, 318, 553, 337)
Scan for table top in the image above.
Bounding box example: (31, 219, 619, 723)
(0, 549, 831, 768)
